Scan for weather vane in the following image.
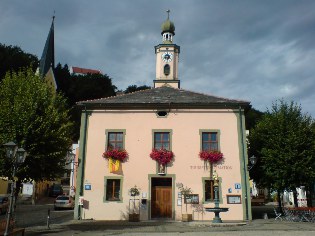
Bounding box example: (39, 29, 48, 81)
(166, 9, 170, 19)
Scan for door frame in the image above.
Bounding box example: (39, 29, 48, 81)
(148, 174, 176, 220)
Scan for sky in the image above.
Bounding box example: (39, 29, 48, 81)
(1, 0, 315, 116)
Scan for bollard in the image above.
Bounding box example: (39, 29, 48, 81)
(47, 209, 50, 229)
(263, 213, 268, 219)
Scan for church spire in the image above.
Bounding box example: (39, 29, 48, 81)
(39, 14, 55, 77)
(38, 14, 57, 91)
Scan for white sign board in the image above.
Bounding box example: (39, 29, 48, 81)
(22, 183, 33, 195)
(78, 196, 84, 206)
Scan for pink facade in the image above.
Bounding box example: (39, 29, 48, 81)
(74, 108, 251, 221)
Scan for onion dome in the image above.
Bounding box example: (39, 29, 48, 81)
(161, 18, 175, 35)
(161, 10, 175, 35)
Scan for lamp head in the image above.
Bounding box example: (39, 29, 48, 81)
(249, 155, 257, 165)
(3, 141, 17, 158)
(16, 148, 27, 164)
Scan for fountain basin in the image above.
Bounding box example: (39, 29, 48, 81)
(205, 207, 229, 223)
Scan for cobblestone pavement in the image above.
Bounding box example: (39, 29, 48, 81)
(11, 202, 72, 229)
(3, 199, 314, 236)
(25, 219, 315, 236)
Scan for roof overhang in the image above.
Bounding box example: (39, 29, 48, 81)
(77, 102, 251, 111)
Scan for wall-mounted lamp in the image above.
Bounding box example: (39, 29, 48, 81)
(248, 155, 257, 171)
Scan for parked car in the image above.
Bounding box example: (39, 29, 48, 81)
(0, 196, 9, 215)
(54, 195, 74, 210)
(49, 184, 63, 197)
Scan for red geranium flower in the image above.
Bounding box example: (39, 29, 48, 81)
(102, 149, 128, 162)
(150, 149, 174, 165)
(199, 150, 223, 163)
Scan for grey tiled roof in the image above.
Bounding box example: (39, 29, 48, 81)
(77, 86, 250, 109)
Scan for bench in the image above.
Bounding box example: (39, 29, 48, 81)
(0, 219, 25, 236)
(251, 198, 266, 206)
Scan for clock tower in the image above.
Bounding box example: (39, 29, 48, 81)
(154, 10, 180, 88)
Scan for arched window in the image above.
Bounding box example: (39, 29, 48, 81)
(164, 64, 170, 76)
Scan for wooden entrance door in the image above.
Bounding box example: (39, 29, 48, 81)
(151, 186, 172, 218)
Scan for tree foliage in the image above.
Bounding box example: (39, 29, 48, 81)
(54, 64, 117, 141)
(54, 63, 117, 104)
(248, 100, 315, 193)
(245, 107, 264, 130)
(0, 44, 38, 81)
(0, 68, 73, 182)
(124, 85, 151, 94)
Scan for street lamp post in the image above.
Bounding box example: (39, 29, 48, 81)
(3, 141, 27, 236)
(68, 152, 76, 197)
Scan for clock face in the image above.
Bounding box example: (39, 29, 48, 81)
(162, 52, 173, 62)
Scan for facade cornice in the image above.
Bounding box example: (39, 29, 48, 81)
(155, 44, 180, 53)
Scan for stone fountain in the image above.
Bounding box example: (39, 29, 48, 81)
(204, 171, 229, 223)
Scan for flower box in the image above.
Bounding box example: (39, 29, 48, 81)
(199, 151, 223, 163)
(102, 149, 128, 162)
(150, 149, 174, 165)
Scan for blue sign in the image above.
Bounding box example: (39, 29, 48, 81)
(228, 188, 232, 193)
(235, 183, 241, 190)
(85, 184, 91, 190)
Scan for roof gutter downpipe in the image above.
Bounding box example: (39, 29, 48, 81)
(239, 106, 249, 221)
(75, 106, 88, 220)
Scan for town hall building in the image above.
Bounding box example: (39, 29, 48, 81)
(74, 13, 251, 222)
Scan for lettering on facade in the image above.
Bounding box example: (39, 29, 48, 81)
(189, 165, 232, 170)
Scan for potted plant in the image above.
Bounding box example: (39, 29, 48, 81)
(179, 186, 193, 222)
(129, 185, 140, 222)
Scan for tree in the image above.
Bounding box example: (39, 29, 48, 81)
(124, 85, 151, 94)
(0, 44, 38, 81)
(54, 64, 117, 105)
(0, 68, 73, 185)
(54, 63, 71, 96)
(54, 64, 117, 141)
(248, 100, 315, 209)
(245, 107, 264, 130)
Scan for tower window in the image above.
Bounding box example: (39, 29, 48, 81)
(164, 64, 170, 76)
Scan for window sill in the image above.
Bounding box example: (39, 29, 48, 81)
(103, 198, 123, 203)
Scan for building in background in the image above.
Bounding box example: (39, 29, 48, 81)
(70, 66, 102, 76)
(0, 178, 9, 195)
